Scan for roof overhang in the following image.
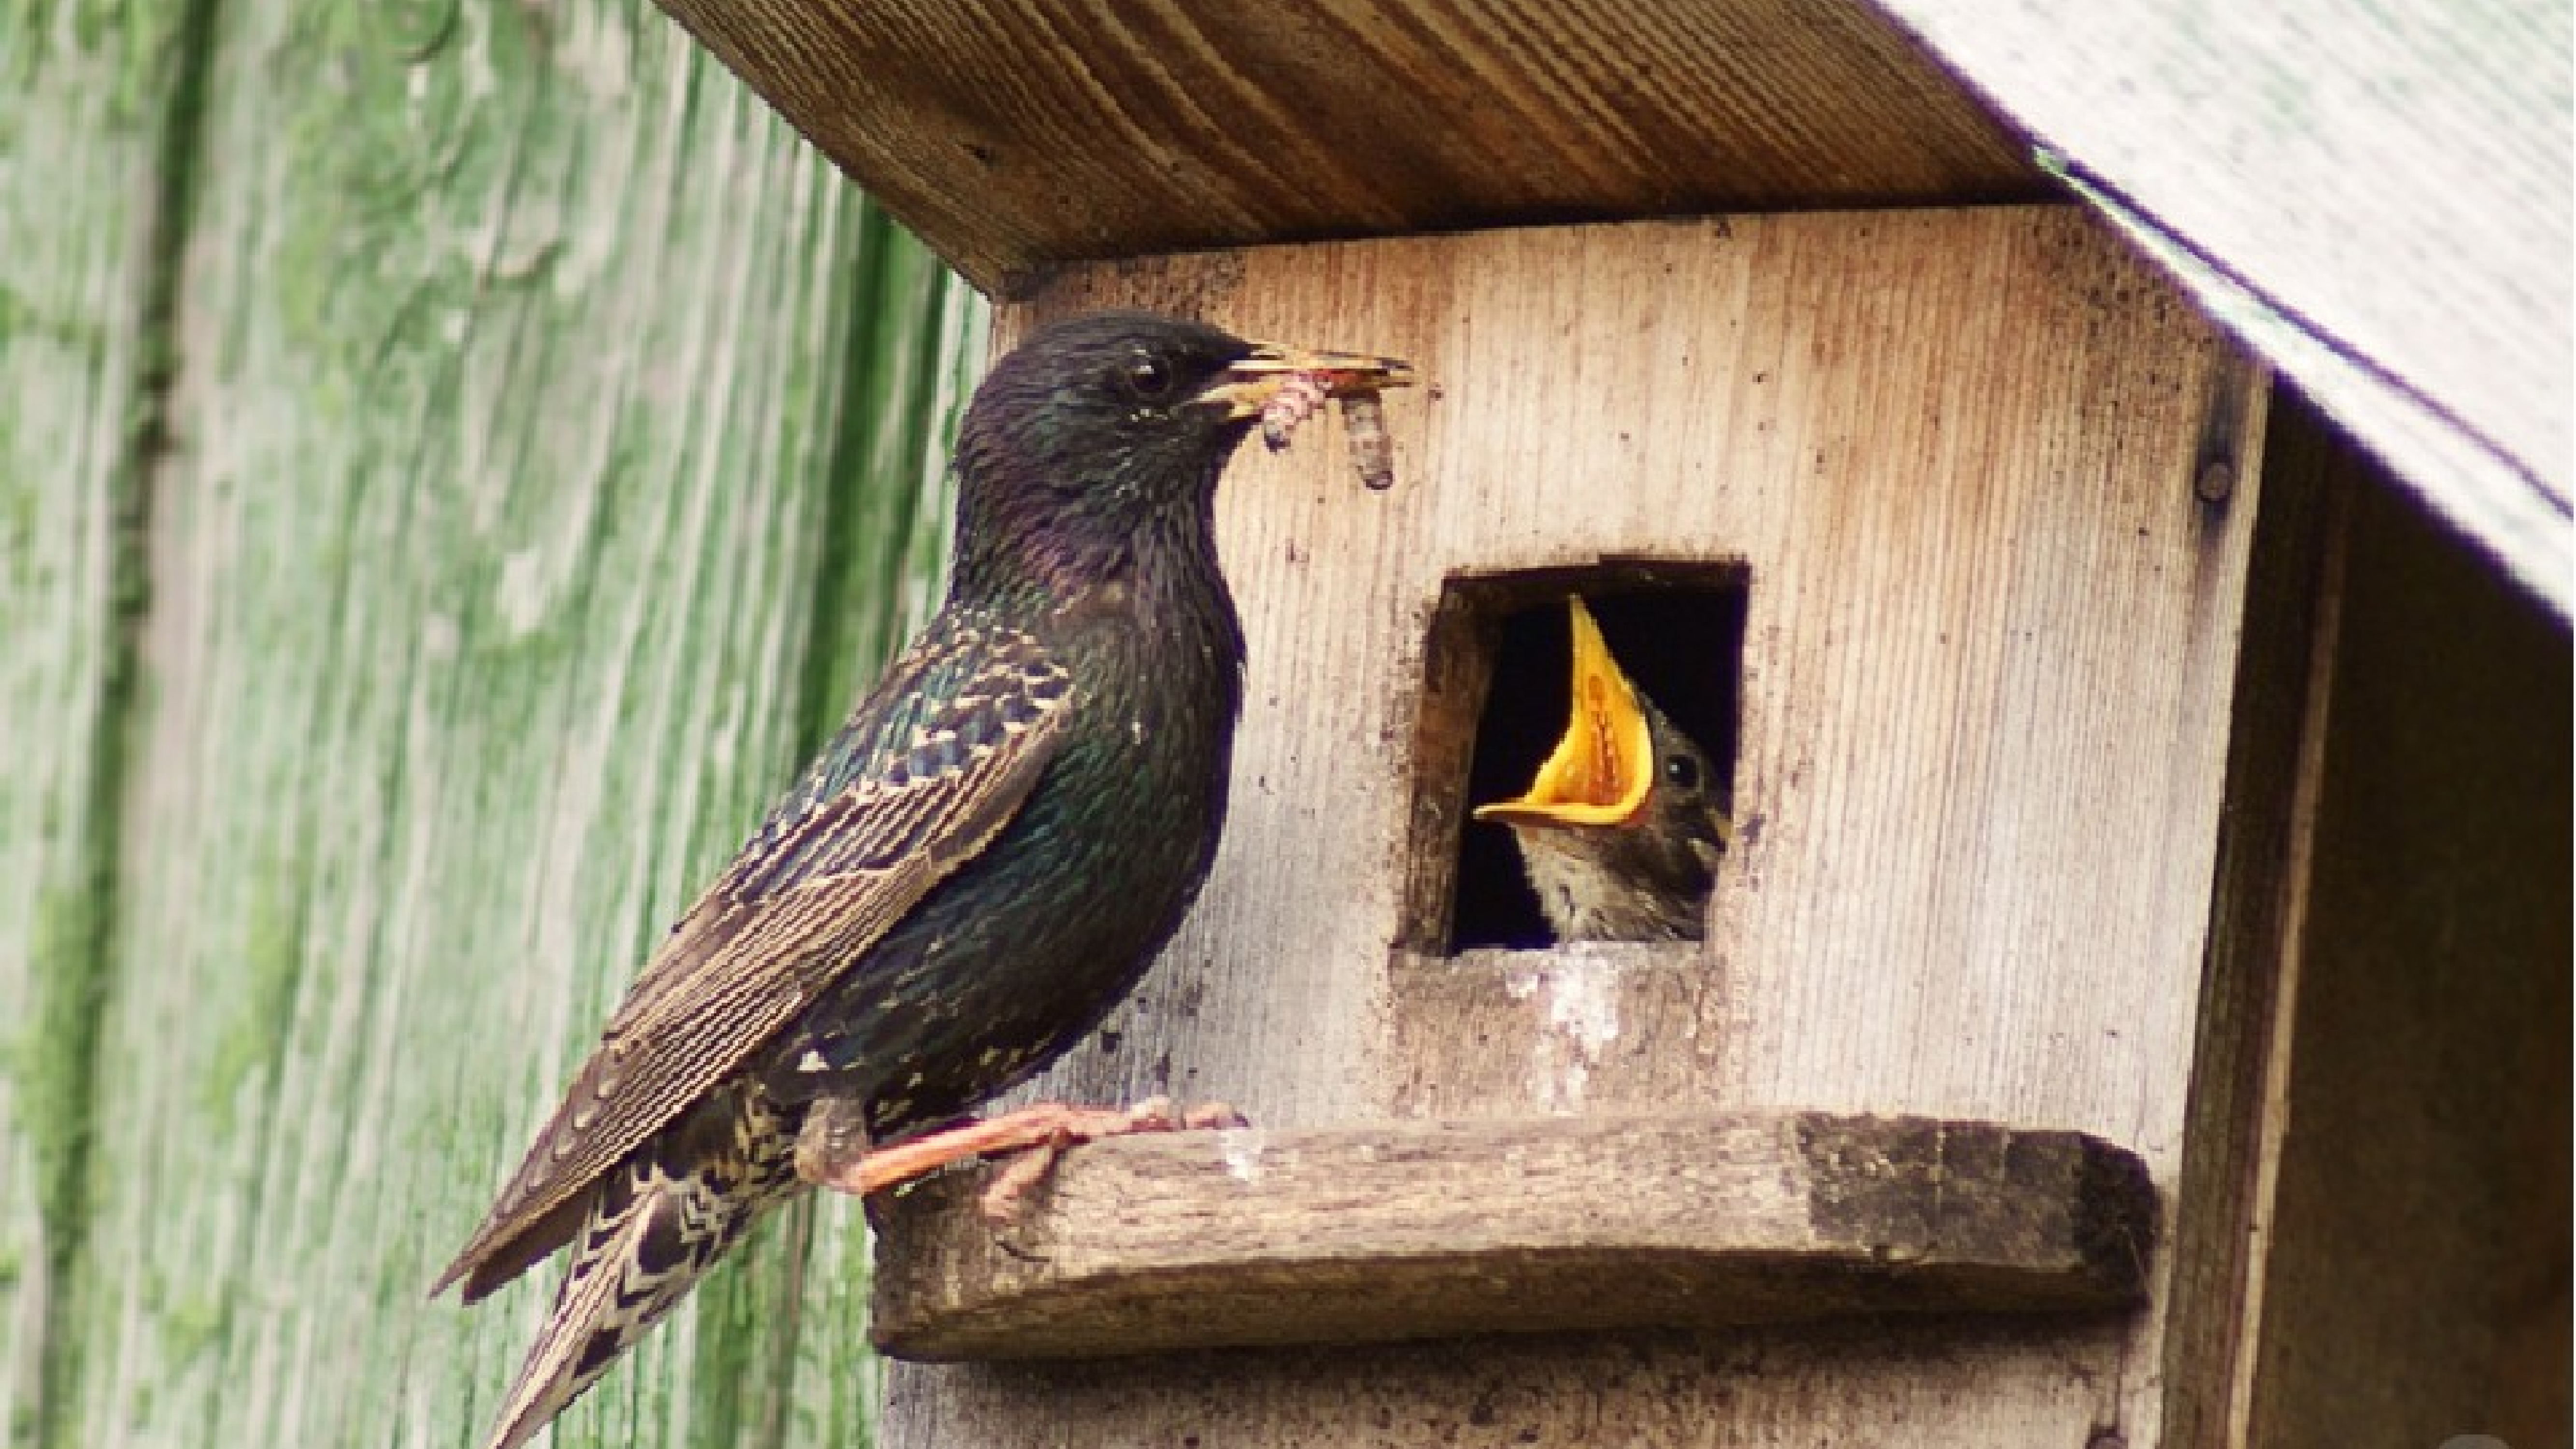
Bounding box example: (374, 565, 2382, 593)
(651, 0, 2571, 613)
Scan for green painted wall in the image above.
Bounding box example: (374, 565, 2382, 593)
(0, 2, 985, 1445)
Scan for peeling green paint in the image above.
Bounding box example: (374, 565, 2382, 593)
(2, 5, 982, 1447)
(200, 871, 308, 1129)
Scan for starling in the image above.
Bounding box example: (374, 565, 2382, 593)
(431, 310, 1410, 1449)
(1473, 597, 1731, 942)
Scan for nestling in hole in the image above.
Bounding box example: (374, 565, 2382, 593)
(1454, 585, 1742, 948)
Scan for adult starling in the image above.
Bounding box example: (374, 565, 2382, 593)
(431, 310, 1410, 1449)
(1473, 597, 1731, 942)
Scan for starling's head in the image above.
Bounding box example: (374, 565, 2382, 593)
(952, 310, 1409, 595)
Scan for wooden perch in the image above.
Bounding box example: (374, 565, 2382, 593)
(869, 1110, 2155, 1361)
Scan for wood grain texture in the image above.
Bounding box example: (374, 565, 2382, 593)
(879, 205, 2272, 1447)
(1388, 944, 1718, 1117)
(1880, 0, 2573, 611)
(646, 0, 2040, 296)
(24, 3, 985, 1447)
(641, 0, 2570, 606)
(0, 4, 186, 1438)
(873, 1111, 2154, 1360)
(2244, 462, 2571, 1449)
(2154, 391, 2346, 1449)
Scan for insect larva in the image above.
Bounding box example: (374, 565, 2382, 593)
(1341, 392, 1393, 491)
(1260, 371, 1332, 453)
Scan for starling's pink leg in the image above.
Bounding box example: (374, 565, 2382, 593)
(971, 1100, 1248, 1222)
(797, 1096, 1247, 1222)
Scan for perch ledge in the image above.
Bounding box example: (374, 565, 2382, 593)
(870, 1109, 2155, 1361)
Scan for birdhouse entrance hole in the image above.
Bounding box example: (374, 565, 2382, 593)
(1399, 562, 1749, 954)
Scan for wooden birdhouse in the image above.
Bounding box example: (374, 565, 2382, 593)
(644, 4, 2568, 1447)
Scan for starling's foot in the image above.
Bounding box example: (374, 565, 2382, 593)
(971, 1098, 1250, 1223)
(976, 1141, 1067, 1224)
(969, 1097, 1250, 1222)
(801, 1096, 1252, 1220)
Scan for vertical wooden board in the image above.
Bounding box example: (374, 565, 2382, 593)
(2247, 475, 2572, 1449)
(50, 4, 982, 1449)
(2153, 390, 2341, 1449)
(0, 2, 182, 1440)
(892, 208, 2260, 1446)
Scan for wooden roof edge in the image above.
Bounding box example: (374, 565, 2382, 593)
(650, 0, 2568, 611)
(651, 0, 2045, 296)
(2064, 162, 2572, 613)
(1876, 0, 2571, 616)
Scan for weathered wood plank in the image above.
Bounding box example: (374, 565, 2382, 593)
(2154, 389, 2346, 1448)
(1387, 944, 1716, 1116)
(1881, 0, 2572, 611)
(643, 0, 2569, 611)
(2243, 460, 2571, 1449)
(649, 0, 2040, 295)
(880, 206, 2269, 1446)
(43, 3, 982, 1447)
(873, 1111, 2154, 1361)
(0, 3, 190, 1441)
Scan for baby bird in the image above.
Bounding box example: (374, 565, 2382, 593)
(1474, 597, 1730, 942)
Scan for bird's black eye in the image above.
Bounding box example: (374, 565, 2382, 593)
(1120, 354, 1175, 403)
(1664, 753, 1702, 790)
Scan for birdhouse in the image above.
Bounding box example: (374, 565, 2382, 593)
(642, 4, 2567, 1447)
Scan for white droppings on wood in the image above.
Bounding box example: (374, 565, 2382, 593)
(1218, 1128, 1267, 1185)
(1504, 947, 1623, 1113)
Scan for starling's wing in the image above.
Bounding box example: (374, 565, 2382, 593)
(431, 622, 1074, 1299)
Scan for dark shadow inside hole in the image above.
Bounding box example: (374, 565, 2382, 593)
(1452, 582, 1747, 950)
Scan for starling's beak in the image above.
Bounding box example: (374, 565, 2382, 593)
(1475, 597, 1656, 831)
(1194, 341, 1416, 418)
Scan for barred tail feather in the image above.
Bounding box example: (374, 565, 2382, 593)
(479, 1091, 801, 1449)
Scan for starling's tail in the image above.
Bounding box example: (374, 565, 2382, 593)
(478, 1090, 803, 1449)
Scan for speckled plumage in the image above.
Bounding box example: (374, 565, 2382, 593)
(434, 312, 1406, 1449)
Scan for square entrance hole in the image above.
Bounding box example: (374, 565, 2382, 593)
(1398, 562, 1748, 953)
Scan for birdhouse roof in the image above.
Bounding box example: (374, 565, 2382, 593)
(656, 0, 2571, 612)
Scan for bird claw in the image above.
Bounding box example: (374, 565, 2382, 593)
(800, 1094, 1251, 1221)
(972, 1096, 1251, 1224)
(976, 1147, 1062, 1224)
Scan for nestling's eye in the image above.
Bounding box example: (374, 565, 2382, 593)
(1120, 354, 1175, 403)
(1664, 753, 1702, 790)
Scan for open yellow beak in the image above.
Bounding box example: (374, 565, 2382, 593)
(1474, 597, 1655, 830)
(1193, 341, 1415, 418)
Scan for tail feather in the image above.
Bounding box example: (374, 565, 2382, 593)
(477, 1089, 802, 1449)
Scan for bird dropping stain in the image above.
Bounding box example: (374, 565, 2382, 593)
(1504, 946, 1623, 1113)
(1218, 1128, 1267, 1184)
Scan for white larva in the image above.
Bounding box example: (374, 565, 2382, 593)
(1341, 392, 1393, 491)
(1260, 371, 1332, 452)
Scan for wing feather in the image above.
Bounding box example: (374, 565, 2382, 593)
(433, 624, 1072, 1297)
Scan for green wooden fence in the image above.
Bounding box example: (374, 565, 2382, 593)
(0, 3, 985, 1445)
